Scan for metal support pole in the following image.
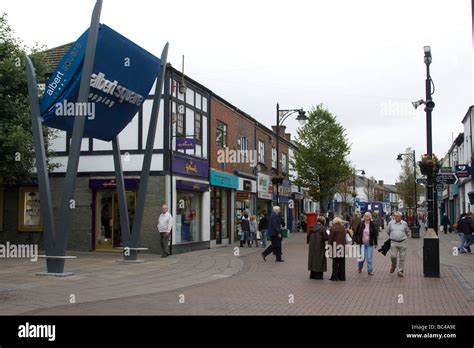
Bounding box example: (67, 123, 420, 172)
(128, 43, 169, 260)
(25, 56, 57, 269)
(276, 103, 280, 206)
(48, 0, 102, 273)
(423, 48, 440, 277)
(413, 150, 418, 225)
(112, 137, 131, 247)
(426, 63, 434, 231)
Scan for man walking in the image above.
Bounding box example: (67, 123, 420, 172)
(158, 204, 173, 258)
(441, 213, 451, 234)
(261, 206, 284, 262)
(387, 211, 410, 277)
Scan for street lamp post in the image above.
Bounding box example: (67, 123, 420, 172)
(412, 45, 439, 277)
(275, 103, 307, 205)
(353, 169, 365, 213)
(397, 150, 418, 226)
(424, 46, 435, 232)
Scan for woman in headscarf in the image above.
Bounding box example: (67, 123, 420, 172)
(308, 216, 328, 279)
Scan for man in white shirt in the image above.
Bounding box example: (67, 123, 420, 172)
(387, 211, 410, 277)
(158, 204, 173, 257)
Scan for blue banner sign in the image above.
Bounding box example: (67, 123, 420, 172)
(176, 137, 196, 150)
(40, 24, 160, 141)
(210, 169, 238, 189)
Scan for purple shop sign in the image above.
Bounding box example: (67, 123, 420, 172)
(89, 178, 140, 190)
(176, 180, 209, 192)
(176, 137, 196, 151)
(172, 154, 208, 178)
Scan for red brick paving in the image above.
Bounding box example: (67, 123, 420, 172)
(24, 232, 474, 315)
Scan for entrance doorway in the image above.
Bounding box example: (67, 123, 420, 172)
(95, 190, 136, 251)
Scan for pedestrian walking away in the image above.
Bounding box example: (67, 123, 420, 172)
(328, 217, 346, 281)
(258, 211, 268, 248)
(308, 216, 328, 279)
(157, 204, 173, 257)
(240, 213, 250, 248)
(262, 206, 284, 262)
(441, 213, 451, 234)
(249, 215, 258, 247)
(387, 211, 410, 277)
(353, 212, 378, 275)
(459, 212, 474, 253)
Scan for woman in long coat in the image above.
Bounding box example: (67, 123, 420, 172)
(328, 217, 346, 281)
(308, 216, 328, 279)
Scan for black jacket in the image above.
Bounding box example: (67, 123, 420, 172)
(240, 218, 250, 232)
(268, 213, 282, 237)
(377, 239, 391, 256)
(441, 215, 450, 226)
(353, 220, 378, 246)
(258, 216, 268, 230)
(459, 217, 474, 235)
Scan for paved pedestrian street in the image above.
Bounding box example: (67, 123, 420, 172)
(1, 229, 473, 316)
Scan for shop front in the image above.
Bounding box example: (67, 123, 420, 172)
(89, 177, 139, 252)
(234, 174, 257, 241)
(210, 169, 238, 246)
(292, 185, 304, 231)
(273, 179, 292, 230)
(172, 154, 211, 252)
(257, 173, 273, 216)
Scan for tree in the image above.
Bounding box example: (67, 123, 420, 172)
(396, 147, 422, 208)
(363, 176, 376, 202)
(292, 104, 352, 213)
(0, 13, 58, 186)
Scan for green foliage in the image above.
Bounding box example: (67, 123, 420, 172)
(396, 148, 422, 207)
(291, 104, 352, 212)
(0, 13, 59, 185)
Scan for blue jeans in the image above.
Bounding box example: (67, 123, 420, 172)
(358, 244, 373, 273)
(465, 234, 473, 249)
(240, 230, 249, 241)
(458, 233, 466, 250)
(260, 230, 268, 247)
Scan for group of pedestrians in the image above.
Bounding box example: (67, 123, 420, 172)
(307, 210, 410, 281)
(239, 212, 270, 248)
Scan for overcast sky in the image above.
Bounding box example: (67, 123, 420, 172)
(3, 0, 472, 184)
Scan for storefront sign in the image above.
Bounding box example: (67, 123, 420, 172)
(173, 155, 209, 178)
(258, 192, 273, 200)
(176, 180, 209, 192)
(243, 180, 252, 191)
(258, 173, 272, 200)
(40, 24, 161, 142)
(176, 137, 196, 151)
(237, 177, 257, 193)
(210, 169, 238, 189)
(236, 191, 251, 200)
(273, 179, 291, 200)
(88, 178, 139, 190)
(292, 192, 304, 200)
(455, 164, 469, 178)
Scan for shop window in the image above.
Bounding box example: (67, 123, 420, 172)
(176, 191, 202, 244)
(282, 153, 288, 175)
(272, 147, 277, 169)
(216, 120, 227, 148)
(258, 140, 265, 163)
(195, 113, 202, 142)
(240, 136, 249, 160)
(18, 187, 42, 232)
(176, 104, 185, 136)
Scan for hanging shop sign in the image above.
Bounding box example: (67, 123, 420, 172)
(40, 24, 161, 142)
